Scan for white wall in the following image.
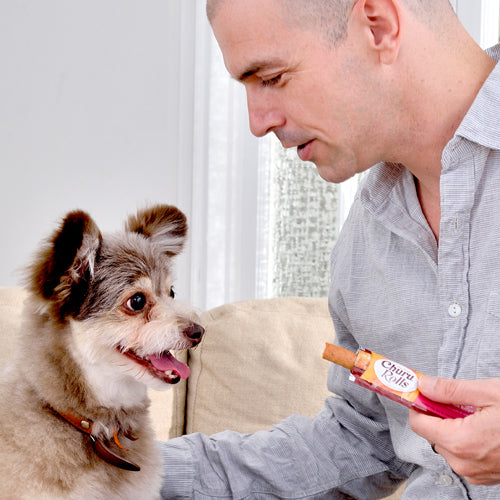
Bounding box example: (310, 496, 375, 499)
(0, 1, 195, 293)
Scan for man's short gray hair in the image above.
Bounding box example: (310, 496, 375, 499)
(207, 0, 455, 47)
(206, 0, 355, 46)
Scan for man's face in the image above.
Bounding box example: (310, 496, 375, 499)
(211, 0, 382, 183)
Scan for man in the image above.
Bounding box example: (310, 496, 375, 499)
(160, 0, 500, 497)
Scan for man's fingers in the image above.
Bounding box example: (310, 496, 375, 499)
(409, 408, 463, 445)
(410, 377, 500, 486)
(418, 375, 498, 407)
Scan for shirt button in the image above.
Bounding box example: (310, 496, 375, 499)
(448, 302, 462, 318)
(438, 472, 454, 486)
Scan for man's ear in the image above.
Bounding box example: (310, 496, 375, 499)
(355, 0, 401, 64)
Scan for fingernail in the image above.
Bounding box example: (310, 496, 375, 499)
(419, 375, 438, 392)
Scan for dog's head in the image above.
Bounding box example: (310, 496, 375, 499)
(25, 205, 203, 391)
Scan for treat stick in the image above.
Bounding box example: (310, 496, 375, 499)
(322, 343, 356, 369)
(322, 343, 475, 419)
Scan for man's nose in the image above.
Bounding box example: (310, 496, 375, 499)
(246, 91, 285, 137)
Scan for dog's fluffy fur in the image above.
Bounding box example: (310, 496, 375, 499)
(0, 205, 203, 500)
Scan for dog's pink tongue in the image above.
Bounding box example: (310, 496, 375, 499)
(150, 352, 190, 379)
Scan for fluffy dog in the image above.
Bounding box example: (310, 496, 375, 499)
(0, 205, 203, 500)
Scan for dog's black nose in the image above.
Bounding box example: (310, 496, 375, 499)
(185, 323, 204, 341)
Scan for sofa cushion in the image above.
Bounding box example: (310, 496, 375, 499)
(186, 297, 334, 435)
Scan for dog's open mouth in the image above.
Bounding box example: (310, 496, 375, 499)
(121, 348, 190, 384)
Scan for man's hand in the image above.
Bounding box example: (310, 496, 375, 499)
(409, 375, 500, 485)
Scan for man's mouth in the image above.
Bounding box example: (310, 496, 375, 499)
(297, 140, 314, 162)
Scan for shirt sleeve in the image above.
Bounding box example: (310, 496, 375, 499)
(159, 384, 414, 499)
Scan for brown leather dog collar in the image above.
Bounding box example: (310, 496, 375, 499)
(55, 408, 141, 472)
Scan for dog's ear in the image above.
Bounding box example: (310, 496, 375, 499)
(125, 205, 187, 256)
(27, 211, 102, 319)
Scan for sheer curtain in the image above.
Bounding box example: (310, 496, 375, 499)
(183, 0, 500, 312)
(179, 3, 261, 310)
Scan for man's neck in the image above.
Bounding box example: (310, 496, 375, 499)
(414, 177, 441, 241)
(398, 26, 496, 241)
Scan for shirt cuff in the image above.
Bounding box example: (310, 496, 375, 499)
(158, 438, 194, 499)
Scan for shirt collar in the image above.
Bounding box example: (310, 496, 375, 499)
(454, 43, 500, 151)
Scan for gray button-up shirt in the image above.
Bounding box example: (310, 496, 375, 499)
(160, 44, 500, 499)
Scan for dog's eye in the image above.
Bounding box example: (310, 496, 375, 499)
(126, 293, 147, 312)
(169, 287, 175, 299)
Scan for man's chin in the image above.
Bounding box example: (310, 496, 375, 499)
(315, 163, 347, 184)
(318, 163, 365, 184)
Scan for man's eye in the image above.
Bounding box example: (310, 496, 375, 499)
(126, 293, 147, 312)
(261, 74, 282, 87)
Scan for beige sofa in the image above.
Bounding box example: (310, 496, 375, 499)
(0, 287, 404, 498)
